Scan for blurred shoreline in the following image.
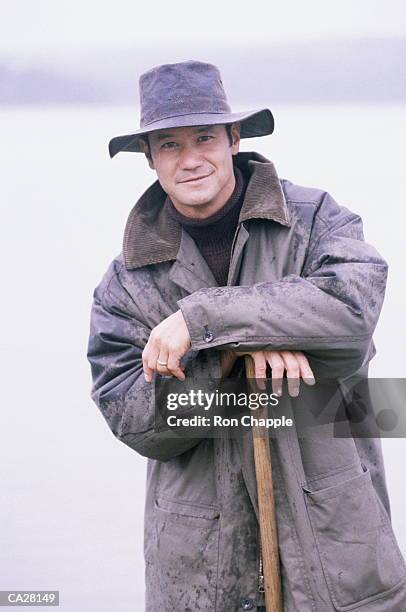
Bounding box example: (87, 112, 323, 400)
(1, 37, 405, 105)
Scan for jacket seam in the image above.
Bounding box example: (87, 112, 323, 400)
(305, 474, 370, 502)
(312, 207, 358, 244)
(305, 461, 361, 483)
(102, 262, 152, 330)
(286, 198, 320, 206)
(101, 262, 125, 308)
(195, 333, 371, 343)
(317, 205, 358, 231)
(175, 261, 215, 285)
(156, 496, 220, 511)
(301, 210, 364, 278)
(214, 438, 227, 611)
(275, 441, 317, 611)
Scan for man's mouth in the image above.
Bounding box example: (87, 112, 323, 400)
(179, 173, 212, 184)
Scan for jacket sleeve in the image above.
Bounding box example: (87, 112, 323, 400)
(177, 191, 388, 378)
(86, 261, 221, 462)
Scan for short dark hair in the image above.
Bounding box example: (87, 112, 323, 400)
(141, 123, 235, 160)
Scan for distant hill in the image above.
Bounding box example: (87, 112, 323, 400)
(1, 37, 405, 105)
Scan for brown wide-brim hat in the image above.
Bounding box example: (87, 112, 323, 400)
(108, 60, 274, 158)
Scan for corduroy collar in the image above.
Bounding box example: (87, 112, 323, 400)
(122, 151, 291, 270)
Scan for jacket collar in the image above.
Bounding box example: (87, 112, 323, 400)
(123, 151, 291, 270)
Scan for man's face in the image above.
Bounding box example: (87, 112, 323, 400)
(142, 123, 240, 219)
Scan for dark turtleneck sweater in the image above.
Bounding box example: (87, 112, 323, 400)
(164, 165, 247, 286)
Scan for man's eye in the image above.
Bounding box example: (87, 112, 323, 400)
(198, 135, 214, 142)
(161, 142, 178, 149)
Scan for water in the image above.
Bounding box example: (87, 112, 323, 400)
(1, 104, 405, 610)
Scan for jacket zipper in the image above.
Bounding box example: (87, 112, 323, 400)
(258, 537, 265, 593)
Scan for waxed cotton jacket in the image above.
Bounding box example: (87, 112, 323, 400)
(87, 152, 406, 611)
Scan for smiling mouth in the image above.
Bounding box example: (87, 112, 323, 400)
(179, 173, 212, 184)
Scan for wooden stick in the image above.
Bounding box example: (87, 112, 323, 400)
(245, 355, 283, 612)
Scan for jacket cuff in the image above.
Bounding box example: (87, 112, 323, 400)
(178, 291, 227, 350)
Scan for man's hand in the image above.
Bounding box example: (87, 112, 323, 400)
(142, 310, 191, 382)
(221, 349, 315, 397)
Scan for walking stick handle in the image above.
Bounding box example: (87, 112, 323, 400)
(245, 355, 283, 612)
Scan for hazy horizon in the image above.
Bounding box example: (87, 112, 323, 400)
(1, 37, 405, 105)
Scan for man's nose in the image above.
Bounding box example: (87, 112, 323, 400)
(178, 145, 203, 170)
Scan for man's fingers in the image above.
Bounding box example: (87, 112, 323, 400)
(266, 351, 284, 397)
(280, 351, 300, 397)
(230, 349, 314, 398)
(156, 351, 171, 376)
(293, 351, 316, 385)
(251, 353, 267, 390)
(141, 310, 192, 383)
(143, 344, 186, 382)
(167, 351, 186, 382)
(142, 342, 159, 382)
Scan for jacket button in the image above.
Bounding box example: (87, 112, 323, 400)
(241, 597, 255, 610)
(203, 330, 214, 343)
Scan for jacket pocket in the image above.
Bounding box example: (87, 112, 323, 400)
(154, 496, 220, 524)
(147, 497, 220, 611)
(303, 464, 406, 611)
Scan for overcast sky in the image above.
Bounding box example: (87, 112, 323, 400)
(2, 0, 406, 57)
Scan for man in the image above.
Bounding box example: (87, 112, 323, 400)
(87, 61, 406, 611)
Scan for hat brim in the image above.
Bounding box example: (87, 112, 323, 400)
(108, 108, 274, 158)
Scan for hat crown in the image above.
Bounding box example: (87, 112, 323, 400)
(139, 60, 231, 127)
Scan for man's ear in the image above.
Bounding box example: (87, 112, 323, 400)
(139, 138, 155, 169)
(230, 122, 241, 154)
